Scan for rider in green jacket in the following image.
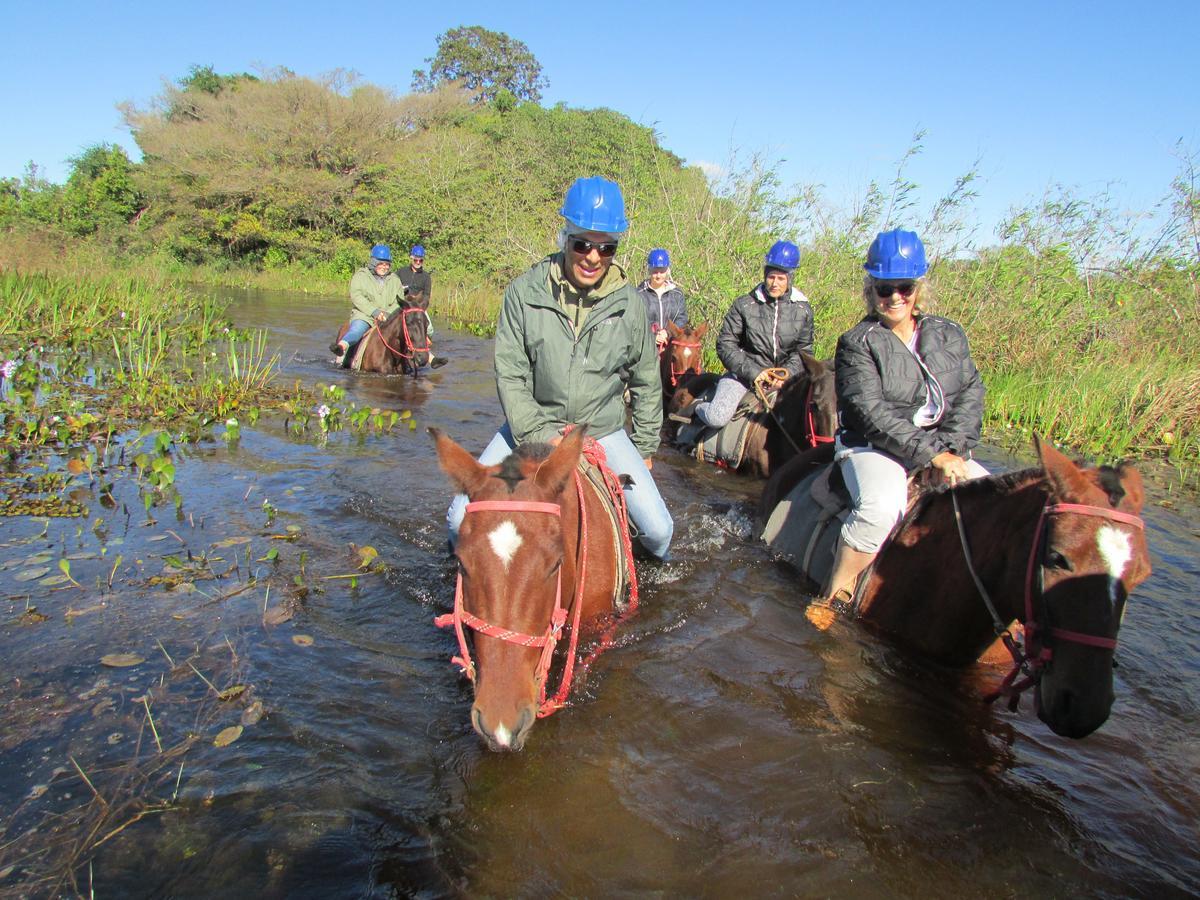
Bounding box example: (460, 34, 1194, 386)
(447, 177, 673, 559)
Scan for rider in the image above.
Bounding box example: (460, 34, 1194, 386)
(679, 240, 813, 429)
(636, 248, 688, 351)
(822, 228, 987, 606)
(446, 176, 673, 559)
(330, 244, 407, 358)
(398, 244, 432, 305)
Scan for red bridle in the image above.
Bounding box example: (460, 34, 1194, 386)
(374, 308, 432, 363)
(434, 439, 641, 718)
(803, 380, 835, 448)
(981, 500, 1145, 710)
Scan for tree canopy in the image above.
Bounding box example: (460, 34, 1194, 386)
(412, 26, 548, 104)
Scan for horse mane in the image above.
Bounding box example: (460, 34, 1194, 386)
(494, 442, 554, 492)
(901, 466, 1045, 532)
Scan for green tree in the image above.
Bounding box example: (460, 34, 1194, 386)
(61, 144, 142, 235)
(412, 26, 548, 104)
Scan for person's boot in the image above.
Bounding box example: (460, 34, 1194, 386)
(668, 399, 702, 425)
(329, 341, 348, 356)
(807, 538, 876, 630)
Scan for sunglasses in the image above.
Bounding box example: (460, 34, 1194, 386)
(873, 281, 916, 299)
(570, 238, 618, 258)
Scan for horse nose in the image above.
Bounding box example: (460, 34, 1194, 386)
(471, 704, 536, 752)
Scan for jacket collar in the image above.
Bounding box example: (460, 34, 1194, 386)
(752, 285, 808, 304)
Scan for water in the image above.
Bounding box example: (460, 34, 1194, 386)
(1, 285, 1196, 898)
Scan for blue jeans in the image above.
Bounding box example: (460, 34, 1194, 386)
(446, 423, 674, 559)
(342, 318, 371, 347)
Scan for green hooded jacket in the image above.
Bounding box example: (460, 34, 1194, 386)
(494, 253, 663, 457)
(349, 266, 406, 324)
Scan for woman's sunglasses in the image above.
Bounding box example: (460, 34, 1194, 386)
(571, 238, 618, 258)
(874, 281, 916, 299)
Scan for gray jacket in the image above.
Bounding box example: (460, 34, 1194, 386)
(835, 314, 985, 469)
(636, 282, 688, 330)
(716, 285, 814, 387)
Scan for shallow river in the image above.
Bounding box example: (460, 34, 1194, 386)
(1, 285, 1197, 898)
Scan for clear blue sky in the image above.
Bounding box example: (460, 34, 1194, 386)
(4, 0, 1196, 244)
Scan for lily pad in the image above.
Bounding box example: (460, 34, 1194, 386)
(213, 725, 243, 748)
(212, 536, 252, 548)
(241, 701, 265, 726)
(24, 552, 53, 566)
(218, 684, 247, 702)
(100, 653, 145, 668)
(15, 567, 51, 582)
(286, 525, 302, 534)
(263, 605, 293, 626)
(292, 635, 314, 647)
(356, 546, 378, 569)
(39, 574, 70, 587)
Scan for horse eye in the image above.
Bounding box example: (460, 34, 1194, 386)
(1045, 549, 1072, 571)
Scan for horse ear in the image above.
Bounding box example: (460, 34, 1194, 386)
(694, 322, 708, 339)
(799, 351, 822, 375)
(430, 428, 490, 496)
(667, 321, 683, 339)
(1034, 434, 1092, 502)
(535, 427, 586, 496)
(1116, 462, 1145, 514)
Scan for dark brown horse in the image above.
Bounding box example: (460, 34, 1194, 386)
(760, 437, 1152, 738)
(668, 352, 836, 478)
(335, 295, 432, 375)
(660, 321, 707, 403)
(431, 427, 636, 751)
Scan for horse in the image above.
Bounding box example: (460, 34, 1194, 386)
(758, 436, 1151, 738)
(668, 352, 836, 479)
(431, 426, 637, 752)
(659, 321, 707, 404)
(334, 294, 432, 375)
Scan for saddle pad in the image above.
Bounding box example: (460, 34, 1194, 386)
(577, 459, 633, 614)
(677, 388, 769, 470)
(761, 464, 845, 593)
(348, 329, 379, 371)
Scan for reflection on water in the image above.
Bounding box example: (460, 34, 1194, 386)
(0, 285, 1196, 897)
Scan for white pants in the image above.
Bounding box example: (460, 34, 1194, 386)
(838, 446, 988, 553)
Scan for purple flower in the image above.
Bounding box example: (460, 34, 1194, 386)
(0, 360, 17, 379)
(317, 404, 331, 419)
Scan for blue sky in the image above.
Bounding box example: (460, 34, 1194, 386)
(4, 0, 1196, 244)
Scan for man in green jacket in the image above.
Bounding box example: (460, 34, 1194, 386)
(447, 177, 673, 559)
(330, 244, 407, 357)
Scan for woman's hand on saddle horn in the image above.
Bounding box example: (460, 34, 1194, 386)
(930, 451, 970, 486)
(755, 368, 788, 391)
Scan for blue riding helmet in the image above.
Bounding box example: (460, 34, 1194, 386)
(864, 229, 928, 279)
(560, 177, 629, 234)
(370, 244, 392, 262)
(764, 240, 800, 271)
(647, 248, 670, 268)
(411, 245, 425, 258)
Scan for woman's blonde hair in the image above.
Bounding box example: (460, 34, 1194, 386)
(862, 275, 934, 317)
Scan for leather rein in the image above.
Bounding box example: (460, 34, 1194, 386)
(950, 491, 1145, 710)
(373, 307, 431, 362)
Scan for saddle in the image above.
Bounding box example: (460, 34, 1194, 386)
(675, 388, 774, 469)
(761, 457, 930, 593)
(576, 458, 635, 615)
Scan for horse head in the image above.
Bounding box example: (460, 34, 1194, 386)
(1030, 436, 1152, 738)
(773, 353, 836, 448)
(382, 295, 432, 373)
(433, 427, 586, 751)
(662, 322, 707, 394)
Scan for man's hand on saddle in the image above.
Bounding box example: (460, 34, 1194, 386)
(373, 310, 388, 323)
(655, 328, 669, 347)
(930, 451, 970, 486)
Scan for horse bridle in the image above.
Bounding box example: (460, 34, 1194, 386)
(660, 330, 703, 389)
(754, 369, 835, 454)
(951, 492, 1145, 710)
(374, 307, 432, 365)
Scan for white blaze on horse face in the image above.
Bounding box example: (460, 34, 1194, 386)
(487, 520, 523, 570)
(682, 348, 693, 361)
(1096, 525, 1134, 612)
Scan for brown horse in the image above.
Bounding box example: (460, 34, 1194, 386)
(335, 295, 432, 375)
(660, 321, 707, 403)
(668, 352, 836, 478)
(760, 437, 1152, 738)
(431, 427, 636, 751)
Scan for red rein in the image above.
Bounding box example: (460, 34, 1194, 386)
(374, 308, 431, 361)
(987, 501, 1145, 709)
(434, 440, 640, 717)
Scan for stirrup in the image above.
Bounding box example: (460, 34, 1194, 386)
(668, 400, 700, 425)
